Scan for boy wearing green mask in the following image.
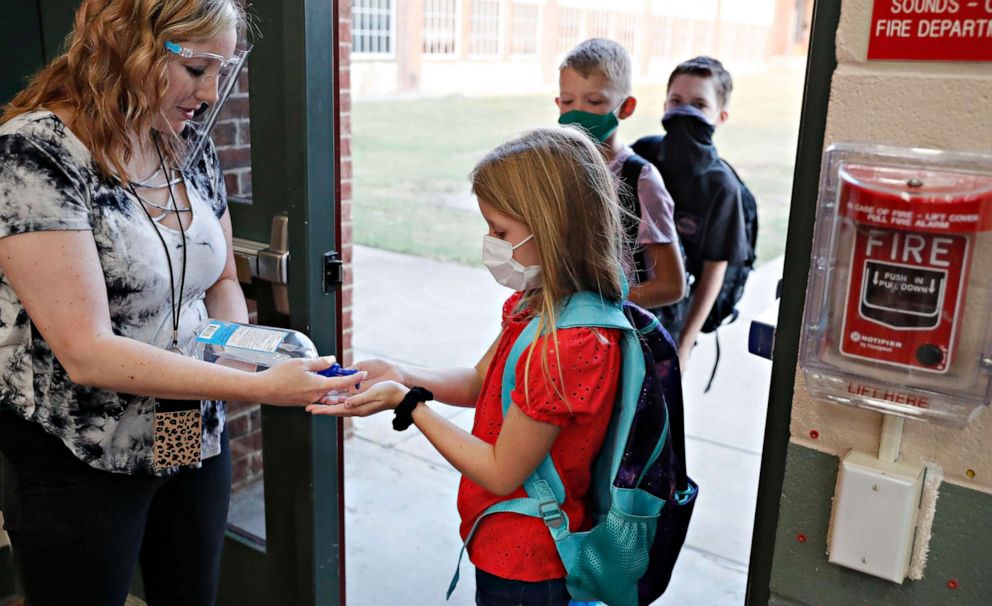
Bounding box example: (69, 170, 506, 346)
(557, 38, 686, 311)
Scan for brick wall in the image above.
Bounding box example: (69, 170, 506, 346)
(216, 68, 253, 200)
(340, 0, 354, 367)
(226, 400, 263, 491)
(218, 3, 354, 490)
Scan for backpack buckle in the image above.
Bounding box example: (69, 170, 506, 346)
(538, 498, 564, 529)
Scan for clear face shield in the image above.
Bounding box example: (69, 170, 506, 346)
(163, 41, 251, 171)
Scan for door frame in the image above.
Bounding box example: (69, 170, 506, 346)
(218, 0, 345, 604)
(745, 1, 840, 604)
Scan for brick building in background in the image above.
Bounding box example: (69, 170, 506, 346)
(351, 0, 813, 99)
(214, 0, 810, 490)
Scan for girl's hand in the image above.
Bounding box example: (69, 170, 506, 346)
(353, 359, 405, 391)
(255, 356, 366, 407)
(306, 380, 409, 417)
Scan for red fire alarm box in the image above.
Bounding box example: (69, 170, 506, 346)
(801, 144, 992, 426)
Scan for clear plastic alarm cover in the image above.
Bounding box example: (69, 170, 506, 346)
(799, 143, 992, 426)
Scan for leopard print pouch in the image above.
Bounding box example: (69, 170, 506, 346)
(153, 399, 202, 471)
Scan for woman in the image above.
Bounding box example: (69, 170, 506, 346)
(0, 1, 353, 603)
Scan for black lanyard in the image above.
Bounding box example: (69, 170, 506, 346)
(127, 138, 188, 354)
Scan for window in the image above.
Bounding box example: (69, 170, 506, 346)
(649, 16, 674, 58)
(616, 13, 637, 54)
(693, 19, 715, 54)
(510, 3, 540, 56)
(352, 0, 394, 56)
(586, 11, 610, 40)
(470, 0, 501, 56)
(557, 8, 582, 54)
(424, 0, 459, 55)
(671, 18, 693, 57)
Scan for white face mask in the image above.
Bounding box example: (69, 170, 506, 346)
(483, 233, 541, 291)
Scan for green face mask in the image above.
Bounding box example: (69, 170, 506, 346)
(558, 108, 620, 142)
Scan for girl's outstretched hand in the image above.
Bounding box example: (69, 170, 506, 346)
(353, 359, 405, 391)
(306, 380, 409, 417)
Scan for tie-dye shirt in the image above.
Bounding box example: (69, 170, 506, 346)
(0, 111, 229, 476)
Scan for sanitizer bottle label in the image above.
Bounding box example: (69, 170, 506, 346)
(196, 320, 288, 353)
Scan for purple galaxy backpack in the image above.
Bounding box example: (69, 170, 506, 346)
(621, 301, 698, 604)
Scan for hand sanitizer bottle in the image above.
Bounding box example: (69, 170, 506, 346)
(187, 319, 359, 381)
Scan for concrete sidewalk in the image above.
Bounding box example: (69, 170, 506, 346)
(346, 245, 781, 605)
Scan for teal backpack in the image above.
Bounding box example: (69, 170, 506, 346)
(448, 292, 697, 606)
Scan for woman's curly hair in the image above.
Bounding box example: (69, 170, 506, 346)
(1, 0, 247, 181)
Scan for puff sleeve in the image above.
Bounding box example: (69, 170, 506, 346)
(510, 327, 622, 427)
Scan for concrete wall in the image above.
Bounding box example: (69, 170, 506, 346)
(770, 445, 992, 604)
(769, 1, 992, 603)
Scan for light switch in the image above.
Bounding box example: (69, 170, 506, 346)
(828, 449, 924, 583)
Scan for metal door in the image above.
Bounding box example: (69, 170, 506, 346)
(216, 0, 344, 604)
(0, 1, 346, 604)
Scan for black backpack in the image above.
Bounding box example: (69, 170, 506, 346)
(701, 159, 758, 334)
(628, 136, 758, 334)
(620, 146, 758, 391)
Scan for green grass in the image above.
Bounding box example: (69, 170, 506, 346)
(352, 61, 805, 268)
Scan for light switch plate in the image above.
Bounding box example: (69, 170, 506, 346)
(828, 449, 924, 583)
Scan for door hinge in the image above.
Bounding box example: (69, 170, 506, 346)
(322, 251, 343, 293)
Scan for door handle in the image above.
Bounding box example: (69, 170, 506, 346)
(233, 215, 291, 315)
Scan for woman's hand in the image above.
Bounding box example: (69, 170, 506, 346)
(306, 380, 409, 417)
(353, 358, 405, 390)
(254, 356, 366, 407)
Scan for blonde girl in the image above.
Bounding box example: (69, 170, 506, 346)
(0, 2, 355, 603)
(310, 127, 628, 606)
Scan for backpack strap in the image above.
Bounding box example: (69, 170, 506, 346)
(631, 135, 665, 169)
(618, 154, 650, 285)
(499, 292, 634, 498)
(446, 490, 571, 599)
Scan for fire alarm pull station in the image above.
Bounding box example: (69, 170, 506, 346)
(801, 143, 992, 427)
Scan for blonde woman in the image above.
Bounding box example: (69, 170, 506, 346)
(0, 1, 355, 603)
(310, 128, 628, 606)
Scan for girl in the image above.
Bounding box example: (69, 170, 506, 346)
(309, 127, 629, 605)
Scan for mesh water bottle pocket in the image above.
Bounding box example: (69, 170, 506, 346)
(568, 506, 659, 606)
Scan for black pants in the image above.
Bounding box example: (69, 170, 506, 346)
(475, 568, 570, 606)
(0, 410, 231, 606)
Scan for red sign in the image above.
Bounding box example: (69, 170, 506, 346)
(840, 226, 970, 372)
(867, 0, 992, 61)
(834, 163, 992, 372)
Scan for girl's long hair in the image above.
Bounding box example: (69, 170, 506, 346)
(1, 0, 247, 181)
(471, 127, 629, 409)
